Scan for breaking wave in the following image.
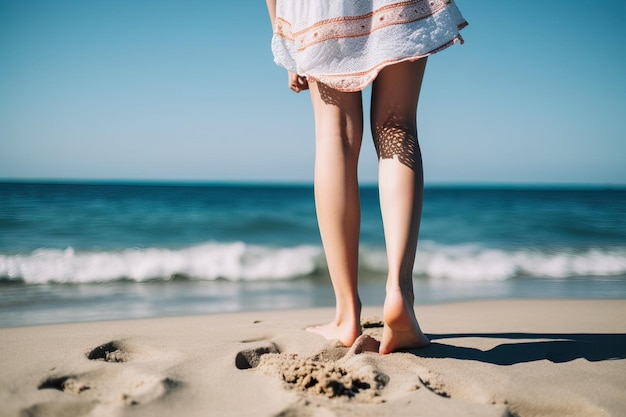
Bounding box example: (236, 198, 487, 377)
(1, 241, 625, 284)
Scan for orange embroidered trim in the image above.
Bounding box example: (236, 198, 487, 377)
(309, 34, 464, 92)
(275, 0, 455, 52)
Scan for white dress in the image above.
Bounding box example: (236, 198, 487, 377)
(271, 0, 468, 92)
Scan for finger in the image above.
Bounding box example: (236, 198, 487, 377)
(296, 76, 309, 91)
(288, 72, 308, 93)
(290, 83, 301, 93)
(288, 72, 300, 92)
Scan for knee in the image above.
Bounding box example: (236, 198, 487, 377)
(372, 113, 416, 142)
(371, 117, 418, 163)
(316, 125, 363, 158)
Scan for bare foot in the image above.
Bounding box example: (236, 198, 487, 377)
(379, 287, 430, 354)
(306, 320, 361, 347)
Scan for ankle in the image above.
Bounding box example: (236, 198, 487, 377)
(383, 286, 417, 328)
(335, 296, 361, 323)
(385, 282, 414, 305)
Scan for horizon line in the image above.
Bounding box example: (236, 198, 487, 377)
(1, 178, 625, 190)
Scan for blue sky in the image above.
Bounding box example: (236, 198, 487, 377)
(1, 1, 625, 185)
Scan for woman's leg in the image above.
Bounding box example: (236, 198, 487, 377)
(307, 81, 364, 347)
(371, 59, 430, 354)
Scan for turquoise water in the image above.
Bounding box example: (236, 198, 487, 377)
(1, 182, 625, 326)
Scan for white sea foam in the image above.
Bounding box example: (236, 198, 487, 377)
(1, 241, 625, 284)
(0, 243, 323, 284)
(365, 242, 626, 281)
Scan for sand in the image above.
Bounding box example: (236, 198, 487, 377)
(1, 299, 625, 417)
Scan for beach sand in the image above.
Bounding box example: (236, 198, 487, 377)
(1, 299, 625, 417)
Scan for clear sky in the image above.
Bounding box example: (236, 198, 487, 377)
(1, 1, 625, 185)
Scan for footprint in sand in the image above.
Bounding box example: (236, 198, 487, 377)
(29, 340, 180, 416)
(38, 375, 92, 394)
(37, 369, 179, 406)
(86, 340, 131, 363)
(235, 341, 282, 370)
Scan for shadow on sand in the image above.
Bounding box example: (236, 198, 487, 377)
(410, 333, 626, 365)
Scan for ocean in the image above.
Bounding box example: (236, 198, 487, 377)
(1, 182, 625, 327)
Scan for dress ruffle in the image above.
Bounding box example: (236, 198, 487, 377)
(271, 0, 468, 92)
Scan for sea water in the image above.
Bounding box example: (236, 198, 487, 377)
(1, 182, 625, 327)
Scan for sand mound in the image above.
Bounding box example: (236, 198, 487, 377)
(252, 335, 387, 403)
(258, 352, 387, 402)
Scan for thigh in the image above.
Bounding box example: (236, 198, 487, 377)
(309, 81, 364, 147)
(370, 58, 427, 131)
